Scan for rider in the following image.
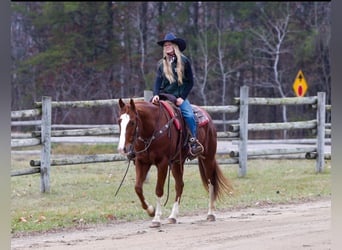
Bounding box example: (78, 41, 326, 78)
(151, 32, 203, 157)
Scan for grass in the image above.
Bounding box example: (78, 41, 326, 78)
(11, 144, 331, 235)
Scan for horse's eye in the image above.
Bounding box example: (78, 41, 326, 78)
(129, 120, 135, 126)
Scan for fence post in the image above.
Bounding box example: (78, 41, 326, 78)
(144, 90, 153, 102)
(316, 92, 326, 173)
(238, 86, 249, 177)
(143, 90, 153, 183)
(40, 96, 52, 192)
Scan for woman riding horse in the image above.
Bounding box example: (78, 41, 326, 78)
(151, 32, 203, 157)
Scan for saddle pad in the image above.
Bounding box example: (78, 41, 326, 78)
(160, 100, 181, 130)
(191, 105, 210, 127)
(160, 101, 209, 130)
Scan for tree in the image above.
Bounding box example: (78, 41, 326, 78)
(248, 3, 295, 138)
(11, 2, 331, 132)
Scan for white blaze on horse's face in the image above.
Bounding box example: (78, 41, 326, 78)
(118, 113, 130, 155)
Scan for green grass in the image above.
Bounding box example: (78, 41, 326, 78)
(11, 144, 331, 235)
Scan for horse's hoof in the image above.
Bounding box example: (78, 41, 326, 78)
(149, 221, 161, 228)
(207, 214, 216, 221)
(168, 218, 177, 224)
(147, 205, 155, 217)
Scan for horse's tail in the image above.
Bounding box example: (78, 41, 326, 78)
(197, 114, 233, 201)
(212, 160, 234, 201)
(198, 158, 234, 201)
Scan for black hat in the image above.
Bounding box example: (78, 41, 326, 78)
(157, 33, 186, 52)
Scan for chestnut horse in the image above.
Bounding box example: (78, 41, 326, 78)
(117, 98, 233, 228)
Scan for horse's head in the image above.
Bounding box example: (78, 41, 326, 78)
(117, 98, 138, 159)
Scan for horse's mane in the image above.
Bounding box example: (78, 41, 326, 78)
(134, 100, 157, 112)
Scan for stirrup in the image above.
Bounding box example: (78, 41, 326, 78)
(188, 139, 204, 157)
(189, 137, 197, 144)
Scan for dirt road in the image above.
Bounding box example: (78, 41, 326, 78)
(11, 198, 331, 250)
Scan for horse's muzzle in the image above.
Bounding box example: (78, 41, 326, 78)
(118, 144, 136, 160)
(127, 150, 136, 160)
(126, 144, 136, 160)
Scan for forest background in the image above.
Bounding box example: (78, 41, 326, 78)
(10, 2, 331, 139)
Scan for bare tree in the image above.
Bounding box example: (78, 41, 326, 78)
(190, 2, 210, 106)
(249, 3, 292, 138)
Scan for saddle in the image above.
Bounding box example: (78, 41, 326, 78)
(154, 94, 207, 160)
(157, 93, 209, 131)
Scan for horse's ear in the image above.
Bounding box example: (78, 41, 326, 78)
(118, 98, 125, 109)
(130, 99, 136, 112)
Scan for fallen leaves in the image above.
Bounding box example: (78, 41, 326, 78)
(103, 214, 116, 221)
(19, 217, 27, 222)
(18, 214, 46, 224)
(34, 215, 46, 223)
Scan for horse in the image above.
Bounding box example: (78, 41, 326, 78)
(117, 98, 233, 228)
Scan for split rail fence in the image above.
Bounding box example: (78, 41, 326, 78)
(11, 87, 331, 192)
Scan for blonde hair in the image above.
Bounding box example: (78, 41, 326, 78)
(162, 43, 184, 85)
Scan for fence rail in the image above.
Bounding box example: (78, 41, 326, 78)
(234, 86, 328, 176)
(11, 87, 331, 192)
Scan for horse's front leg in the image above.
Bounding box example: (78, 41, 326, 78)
(168, 162, 184, 224)
(150, 196, 163, 228)
(168, 198, 180, 224)
(150, 161, 169, 228)
(134, 162, 155, 217)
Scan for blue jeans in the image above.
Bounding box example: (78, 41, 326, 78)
(179, 99, 196, 137)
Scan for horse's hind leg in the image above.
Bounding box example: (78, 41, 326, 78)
(207, 179, 216, 221)
(198, 157, 217, 222)
(167, 162, 184, 224)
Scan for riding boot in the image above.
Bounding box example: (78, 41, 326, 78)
(189, 137, 204, 156)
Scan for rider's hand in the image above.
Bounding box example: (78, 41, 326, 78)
(176, 97, 184, 106)
(152, 95, 159, 104)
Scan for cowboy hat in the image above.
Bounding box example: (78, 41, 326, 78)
(157, 33, 186, 52)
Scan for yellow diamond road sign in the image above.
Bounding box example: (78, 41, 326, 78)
(293, 70, 308, 97)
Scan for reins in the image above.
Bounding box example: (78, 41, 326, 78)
(132, 103, 178, 156)
(114, 159, 132, 197)
(164, 165, 171, 206)
(131, 104, 163, 155)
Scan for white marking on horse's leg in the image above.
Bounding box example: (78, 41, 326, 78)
(152, 197, 162, 224)
(207, 182, 216, 221)
(117, 113, 129, 154)
(145, 200, 155, 217)
(168, 199, 179, 224)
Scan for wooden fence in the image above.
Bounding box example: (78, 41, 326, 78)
(232, 86, 330, 177)
(11, 87, 331, 192)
